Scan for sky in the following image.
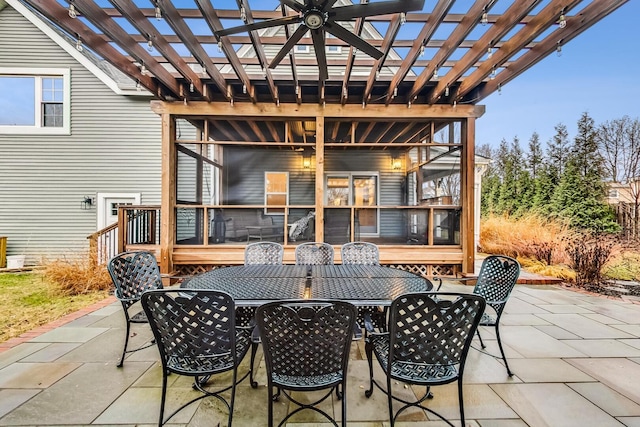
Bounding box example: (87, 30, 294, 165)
(475, 1, 640, 149)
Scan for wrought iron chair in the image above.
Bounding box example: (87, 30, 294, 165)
(294, 242, 334, 265)
(141, 289, 252, 427)
(340, 241, 379, 265)
(470, 255, 521, 377)
(256, 300, 357, 427)
(365, 292, 485, 427)
(244, 241, 284, 265)
(107, 250, 163, 367)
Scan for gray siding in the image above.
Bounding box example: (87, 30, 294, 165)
(224, 148, 407, 237)
(0, 6, 161, 263)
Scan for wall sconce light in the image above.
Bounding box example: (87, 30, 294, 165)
(302, 148, 312, 169)
(391, 151, 402, 170)
(81, 196, 94, 210)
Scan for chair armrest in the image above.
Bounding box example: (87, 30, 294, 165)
(432, 276, 443, 291)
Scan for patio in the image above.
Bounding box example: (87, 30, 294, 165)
(1, 281, 640, 426)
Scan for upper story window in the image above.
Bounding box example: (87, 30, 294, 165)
(608, 189, 619, 198)
(294, 44, 310, 54)
(0, 68, 71, 135)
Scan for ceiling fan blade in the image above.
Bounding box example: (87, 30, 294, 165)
(311, 29, 328, 82)
(332, 0, 425, 20)
(269, 24, 309, 69)
(216, 15, 301, 37)
(280, 0, 304, 12)
(325, 22, 383, 60)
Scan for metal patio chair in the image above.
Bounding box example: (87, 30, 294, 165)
(107, 250, 163, 367)
(340, 241, 380, 265)
(244, 241, 284, 265)
(470, 254, 521, 376)
(294, 241, 334, 265)
(365, 292, 485, 427)
(256, 299, 357, 427)
(141, 289, 251, 427)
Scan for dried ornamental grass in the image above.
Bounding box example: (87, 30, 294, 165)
(43, 250, 112, 295)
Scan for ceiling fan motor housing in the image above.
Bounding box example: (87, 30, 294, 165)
(303, 8, 327, 30)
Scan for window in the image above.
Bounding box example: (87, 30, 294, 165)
(0, 68, 70, 134)
(325, 173, 379, 235)
(294, 45, 310, 54)
(265, 172, 288, 214)
(326, 45, 342, 53)
(608, 189, 619, 198)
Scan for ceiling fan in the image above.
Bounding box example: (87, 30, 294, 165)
(215, 0, 426, 79)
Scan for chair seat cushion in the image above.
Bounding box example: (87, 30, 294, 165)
(167, 328, 252, 375)
(272, 371, 344, 389)
(369, 334, 459, 384)
(479, 312, 497, 326)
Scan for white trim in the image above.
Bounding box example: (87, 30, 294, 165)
(5, 0, 149, 97)
(0, 68, 71, 134)
(97, 192, 141, 229)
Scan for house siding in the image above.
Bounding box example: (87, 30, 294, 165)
(0, 6, 161, 263)
(224, 147, 407, 237)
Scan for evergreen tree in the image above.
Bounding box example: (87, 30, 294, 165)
(527, 132, 543, 179)
(551, 113, 619, 232)
(547, 123, 571, 182)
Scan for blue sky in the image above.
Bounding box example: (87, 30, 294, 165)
(475, 1, 639, 149)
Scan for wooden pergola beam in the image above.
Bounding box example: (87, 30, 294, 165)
(423, 0, 542, 104)
(455, 0, 583, 102)
(476, 0, 629, 102)
(109, 0, 205, 97)
(22, 0, 160, 97)
(384, 0, 455, 105)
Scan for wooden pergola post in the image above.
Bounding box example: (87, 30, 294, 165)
(315, 115, 325, 242)
(461, 117, 476, 275)
(160, 113, 176, 275)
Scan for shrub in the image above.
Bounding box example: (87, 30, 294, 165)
(43, 249, 112, 295)
(565, 233, 617, 287)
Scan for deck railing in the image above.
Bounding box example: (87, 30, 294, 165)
(88, 205, 161, 265)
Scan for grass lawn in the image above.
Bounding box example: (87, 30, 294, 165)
(0, 272, 110, 343)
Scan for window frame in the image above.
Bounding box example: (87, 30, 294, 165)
(264, 171, 289, 215)
(325, 171, 380, 236)
(0, 68, 71, 135)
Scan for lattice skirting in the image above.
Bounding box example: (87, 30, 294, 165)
(173, 263, 460, 278)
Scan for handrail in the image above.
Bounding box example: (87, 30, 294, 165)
(87, 205, 161, 265)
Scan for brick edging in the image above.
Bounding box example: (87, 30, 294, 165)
(0, 296, 117, 353)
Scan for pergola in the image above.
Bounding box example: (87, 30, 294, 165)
(20, 0, 628, 275)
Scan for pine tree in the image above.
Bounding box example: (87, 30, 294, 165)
(528, 132, 543, 180)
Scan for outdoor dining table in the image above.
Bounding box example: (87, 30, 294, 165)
(181, 264, 432, 307)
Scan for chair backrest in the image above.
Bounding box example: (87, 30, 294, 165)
(256, 300, 356, 384)
(387, 292, 485, 370)
(244, 241, 284, 265)
(294, 242, 334, 265)
(141, 289, 239, 374)
(340, 241, 379, 265)
(473, 255, 520, 316)
(107, 251, 163, 307)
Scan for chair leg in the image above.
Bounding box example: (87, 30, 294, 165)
(228, 369, 237, 427)
(364, 340, 374, 398)
(158, 372, 168, 427)
(249, 341, 259, 388)
(341, 379, 348, 427)
(118, 315, 131, 368)
(495, 323, 513, 377)
(458, 378, 465, 427)
(267, 384, 275, 427)
(387, 376, 395, 427)
(476, 328, 486, 349)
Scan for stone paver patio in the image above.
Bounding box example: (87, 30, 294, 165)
(1, 281, 640, 426)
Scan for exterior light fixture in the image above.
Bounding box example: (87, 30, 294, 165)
(81, 196, 94, 210)
(302, 148, 313, 169)
(391, 151, 402, 171)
